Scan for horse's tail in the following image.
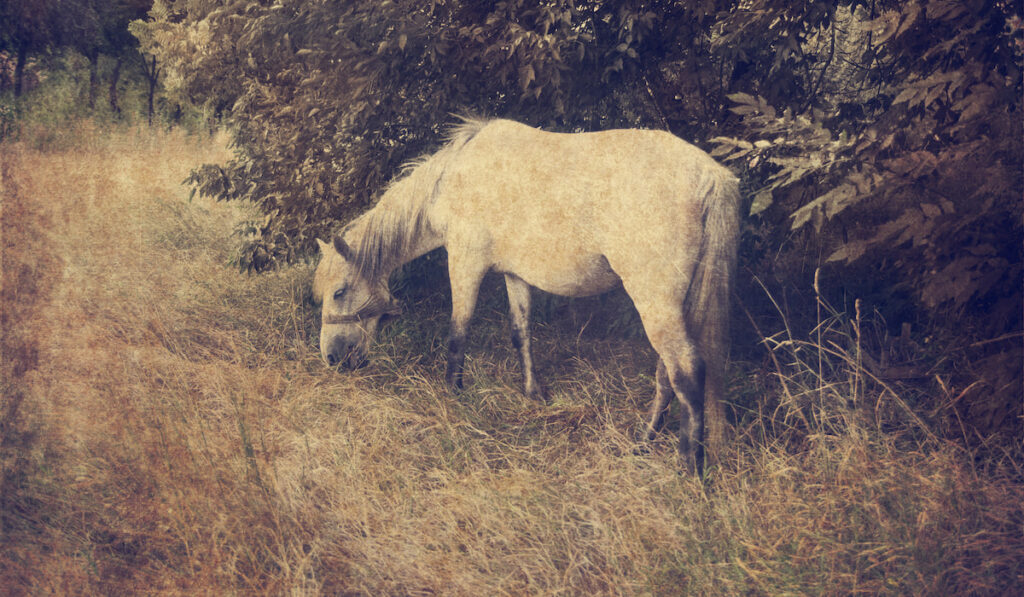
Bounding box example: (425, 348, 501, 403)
(686, 164, 741, 454)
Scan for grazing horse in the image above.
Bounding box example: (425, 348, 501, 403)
(312, 118, 739, 474)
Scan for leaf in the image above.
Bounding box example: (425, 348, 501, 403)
(922, 257, 983, 307)
(847, 170, 871, 195)
(827, 241, 867, 263)
(885, 151, 937, 177)
(860, 10, 900, 44)
(895, 2, 922, 39)
(955, 84, 995, 121)
(519, 64, 535, 92)
(791, 202, 817, 230)
(926, 0, 967, 21)
(892, 87, 918, 104)
(750, 189, 773, 216)
(923, 82, 946, 108)
(710, 144, 732, 157)
(729, 105, 759, 115)
(727, 92, 757, 105)
(791, 183, 858, 229)
(823, 183, 858, 219)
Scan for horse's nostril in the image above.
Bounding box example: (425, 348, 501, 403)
(327, 353, 339, 366)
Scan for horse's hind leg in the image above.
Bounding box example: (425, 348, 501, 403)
(646, 359, 673, 441)
(660, 341, 706, 475)
(504, 274, 543, 400)
(625, 289, 707, 475)
(669, 350, 706, 476)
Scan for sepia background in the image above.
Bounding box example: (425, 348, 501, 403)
(2, 1, 1022, 593)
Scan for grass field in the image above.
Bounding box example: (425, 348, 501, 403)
(2, 124, 1022, 594)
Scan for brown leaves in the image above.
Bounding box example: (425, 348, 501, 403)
(792, 183, 857, 232)
(859, 1, 921, 45)
(891, 70, 968, 109)
(953, 83, 998, 122)
(726, 92, 776, 119)
(715, 2, 1022, 322)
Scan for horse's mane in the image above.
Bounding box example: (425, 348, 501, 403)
(346, 117, 488, 282)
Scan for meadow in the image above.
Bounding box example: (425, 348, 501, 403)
(2, 123, 1021, 594)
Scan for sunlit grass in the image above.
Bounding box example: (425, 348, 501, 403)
(2, 124, 1021, 594)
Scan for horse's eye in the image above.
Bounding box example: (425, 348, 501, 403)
(333, 287, 347, 301)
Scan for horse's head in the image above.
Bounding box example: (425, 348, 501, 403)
(313, 236, 401, 369)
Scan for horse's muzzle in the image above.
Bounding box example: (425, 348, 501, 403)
(325, 345, 368, 370)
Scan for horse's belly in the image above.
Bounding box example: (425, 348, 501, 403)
(501, 254, 620, 297)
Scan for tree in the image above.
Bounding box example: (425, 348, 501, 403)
(0, 0, 61, 97)
(135, 0, 731, 268)
(140, 52, 159, 124)
(58, 0, 151, 111)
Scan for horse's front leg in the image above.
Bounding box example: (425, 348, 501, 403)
(645, 359, 673, 441)
(446, 262, 486, 391)
(504, 274, 544, 401)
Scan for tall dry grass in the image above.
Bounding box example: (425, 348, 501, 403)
(1, 123, 1021, 595)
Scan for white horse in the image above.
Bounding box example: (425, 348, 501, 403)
(313, 118, 739, 474)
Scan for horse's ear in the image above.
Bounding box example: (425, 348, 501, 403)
(316, 238, 331, 255)
(332, 235, 354, 261)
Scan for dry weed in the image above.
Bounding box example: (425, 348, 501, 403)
(1, 124, 1021, 595)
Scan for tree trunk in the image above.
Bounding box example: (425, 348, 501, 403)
(13, 44, 28, 98)
(144, 54, 159, 126)
(147, 81, 155, 126)
(87, 50, 99, 109)
(108, 57, 123, 115)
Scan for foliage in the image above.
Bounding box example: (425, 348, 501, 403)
(0, 0, 152, 100)
(710, 1, 1023, 435)
(713, 1, 1022, 333)
(134, 0, 1021, 325)
(56, 0, 151, 57)
(0, 50, 210, 147)
(134, 0, 732, 268)
(0, 0, 61, 55)
(0, 0, 62, 96)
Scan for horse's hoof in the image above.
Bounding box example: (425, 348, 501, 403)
(445, 375, 464, 393)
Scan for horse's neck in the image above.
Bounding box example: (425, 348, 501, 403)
(386, 215, 444, 265)
(342, 191, 443, 279)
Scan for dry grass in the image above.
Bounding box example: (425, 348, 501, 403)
(2, 123, 1022, 595)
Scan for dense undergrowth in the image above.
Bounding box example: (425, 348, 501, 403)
(2, 124, 1022, 594)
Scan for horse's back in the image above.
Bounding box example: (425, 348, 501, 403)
(445, 118, 730, 223)
(436, 119, 736, 296)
